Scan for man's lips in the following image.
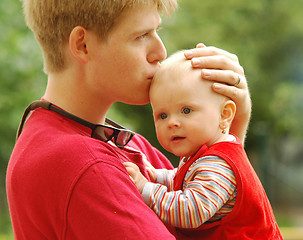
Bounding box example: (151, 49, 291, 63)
(147, 72, 156, 80)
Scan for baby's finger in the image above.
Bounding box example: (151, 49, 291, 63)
(143, 158, 154, 168)
(123, 162, 139, 179)
(123, 161, 138, 169)
(129, 175, 135, 183)
(124, 165, 137, 179)
(146, 167, 156, 182)
(143, 159, 156, 174)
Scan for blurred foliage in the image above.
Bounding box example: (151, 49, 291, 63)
(0, 0, 46, 235)
(1, 0, 303, 236)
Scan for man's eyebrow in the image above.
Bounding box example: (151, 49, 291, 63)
(130, 19, 162, 36)
(132, 26, 161, 37)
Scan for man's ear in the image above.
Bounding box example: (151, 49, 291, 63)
(219, 100, 236, 130)
(69, 26, 89, 64)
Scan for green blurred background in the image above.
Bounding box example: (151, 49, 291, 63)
(1, 0, 303, 239)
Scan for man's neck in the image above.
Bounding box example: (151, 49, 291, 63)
(44, 70, 112, 125)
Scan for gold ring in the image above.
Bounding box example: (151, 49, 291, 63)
(234, 75, 241, 86)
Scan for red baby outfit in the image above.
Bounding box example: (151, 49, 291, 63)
(174, 136, 282, 240)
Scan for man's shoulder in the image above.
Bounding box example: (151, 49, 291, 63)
(12, 108, 124, 173)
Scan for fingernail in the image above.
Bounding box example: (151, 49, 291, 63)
(196, 43, 206, 48)
(213, 83, 221, 90)
(192, 58, 200, 66)
(202, 69, 211, 78)
(184, 50, 194, 59)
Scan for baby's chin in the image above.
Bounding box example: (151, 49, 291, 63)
(172, 148, 201, 158)
(170, 150, 194, 158)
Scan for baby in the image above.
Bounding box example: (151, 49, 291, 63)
(124, 51, 282, 239)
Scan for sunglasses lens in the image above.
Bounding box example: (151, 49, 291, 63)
(92, 126, 114, 142)
(92, 125, 133, 147)
(104, 127, 115, 139)
(116, 131, 133, 147)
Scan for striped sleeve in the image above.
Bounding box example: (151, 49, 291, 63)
(141, 156, 236, 229)
(154, 168, 177, 191)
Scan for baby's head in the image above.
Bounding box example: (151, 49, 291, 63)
(150, 50, 236, 156)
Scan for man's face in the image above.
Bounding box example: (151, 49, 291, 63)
(90, 4, 167, 105)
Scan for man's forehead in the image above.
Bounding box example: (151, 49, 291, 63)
(112, 4, 161, 34)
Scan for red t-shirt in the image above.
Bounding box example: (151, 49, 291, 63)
(6, 106, 176, 239)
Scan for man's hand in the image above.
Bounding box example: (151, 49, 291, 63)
(185, 43, 251, 144)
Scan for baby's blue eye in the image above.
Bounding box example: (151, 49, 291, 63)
(182, 108, 191, 114)
(160, 113, 167, 119)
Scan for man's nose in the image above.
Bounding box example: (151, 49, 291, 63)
(147, 34, 167, 64)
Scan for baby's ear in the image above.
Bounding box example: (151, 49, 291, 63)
(220, 100, 236, 128)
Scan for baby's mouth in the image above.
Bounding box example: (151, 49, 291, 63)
(171, 136, 185, 141)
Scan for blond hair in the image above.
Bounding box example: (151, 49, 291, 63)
(153, 50, 229, 102)
(153, 50, 197, 86)
(23, 0, 178, 73)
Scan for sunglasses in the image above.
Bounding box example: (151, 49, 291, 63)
(17, 100, 135, 148)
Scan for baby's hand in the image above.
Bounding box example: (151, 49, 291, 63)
(143, 159, 157, 183)
(123, 162, 148, 193)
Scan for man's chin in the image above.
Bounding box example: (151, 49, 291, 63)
(122, 96, 150, 106)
